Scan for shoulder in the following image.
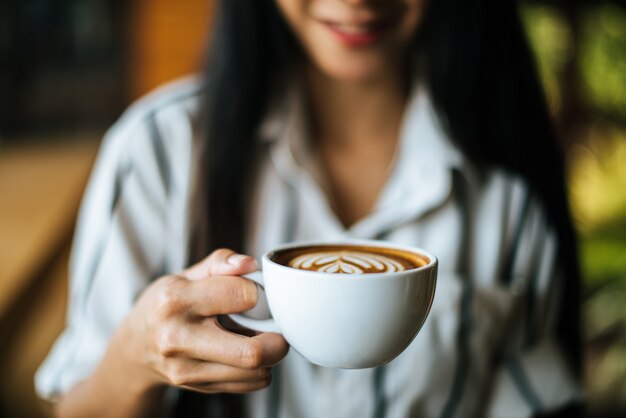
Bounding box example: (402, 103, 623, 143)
(97, 75, 206, 194)
(107, 75, 205, 149)
(124, 75, 205, 118)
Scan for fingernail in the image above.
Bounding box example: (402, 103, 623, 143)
(228, 253, 248, 266)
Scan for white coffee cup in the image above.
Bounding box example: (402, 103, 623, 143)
(230, 240, 437, 369)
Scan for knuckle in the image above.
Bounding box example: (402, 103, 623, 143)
(156, 326, 180, 357)
(211, 248, 233, 262)
(207, 248, 235, 276)
(155, 280, 184, 319)
(167, 363, 188, 386)
(238, 340, 264, 369)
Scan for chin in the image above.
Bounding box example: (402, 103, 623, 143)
(314, 56, 392, 84)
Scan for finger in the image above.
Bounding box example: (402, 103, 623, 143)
(176, 321, 289, 368)
(183, 249, 259, 281)
(152, 275, 258, 319)
(169, 359, 271, 385)
(181, 376, 271, 394)
(183, 275, 259, 317)
(247, 333, 290, 367)
(202, 363, 271, 383)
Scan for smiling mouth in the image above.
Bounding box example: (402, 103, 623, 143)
(322, 19, 393, 47)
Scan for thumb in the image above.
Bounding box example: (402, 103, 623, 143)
(183, 248, 259, 281)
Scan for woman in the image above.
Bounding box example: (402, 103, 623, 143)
(37, 0, 583, 417)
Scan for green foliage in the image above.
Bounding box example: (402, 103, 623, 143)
(523, 4, 626, 410)
(521, 5, 572, 115)
(584, 282, 626, 409)
(580, 232, 626, 290)
(569, 129, 626, 235)
(580, 4, 626, 119)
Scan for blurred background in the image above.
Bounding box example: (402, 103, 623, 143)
(0, 0, 624, 417)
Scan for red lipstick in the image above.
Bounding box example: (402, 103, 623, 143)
(323, 20, 391, 48)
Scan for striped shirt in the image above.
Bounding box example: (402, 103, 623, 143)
(36, 76, 582, 417)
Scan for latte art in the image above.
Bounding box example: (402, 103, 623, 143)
(272, 244, 428, 274)
(289, 251, 407, 274)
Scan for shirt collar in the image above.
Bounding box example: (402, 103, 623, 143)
(257, 81, 479, 237)
(258, 81, 474, 173)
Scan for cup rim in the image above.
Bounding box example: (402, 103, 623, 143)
(262, 239, 437, 280)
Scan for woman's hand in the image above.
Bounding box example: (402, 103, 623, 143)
(55, 249, 287, 418)
(118, 248, 289, 395)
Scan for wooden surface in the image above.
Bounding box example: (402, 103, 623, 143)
(0, 138, 99, 417)
(0, 242, 70, 418)
(0, 138, 99, 319)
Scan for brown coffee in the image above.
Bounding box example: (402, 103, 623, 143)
(271, 244, 428, 274)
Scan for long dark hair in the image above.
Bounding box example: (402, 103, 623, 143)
(188, 0, 581, 414)
(418, 0, 581, 372)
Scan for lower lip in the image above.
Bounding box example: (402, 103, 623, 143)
(324, 23, 390, 48)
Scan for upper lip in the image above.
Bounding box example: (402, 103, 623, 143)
(321, 18, 391, 31)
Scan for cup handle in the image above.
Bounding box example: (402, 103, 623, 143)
(229, 271, 282, 334)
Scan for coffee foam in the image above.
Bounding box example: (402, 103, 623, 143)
(289, 251, 407, 274)
(273, 245, 428, 274)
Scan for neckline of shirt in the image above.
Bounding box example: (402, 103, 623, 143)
(257, 81, 476, 239)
